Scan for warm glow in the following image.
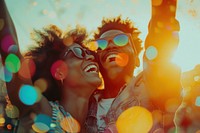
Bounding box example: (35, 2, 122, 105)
(152, 0, 163, 6)
(0, 117, 5, 125)
(87, 41, 98, 51)
(4, 0, 199, 73)
(116, 106, 153, 133)
(60, 117, 80, 132)
(172, 0, 200, 72)
(97, 72, 104, 90)
(115, 53, 129, 67)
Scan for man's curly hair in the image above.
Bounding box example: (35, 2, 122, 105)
(25, 25, 88, 101)
(94, 16, 143, 56)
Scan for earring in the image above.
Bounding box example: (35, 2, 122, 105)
(59, 72, 64, 85)
(55, 69, 64, 85)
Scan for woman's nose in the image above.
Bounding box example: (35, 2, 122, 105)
(85, 53, 95, 61)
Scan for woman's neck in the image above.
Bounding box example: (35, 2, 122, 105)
(59, 86, 94, 132)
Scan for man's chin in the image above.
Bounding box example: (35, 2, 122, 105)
(107, 68, 123, 81)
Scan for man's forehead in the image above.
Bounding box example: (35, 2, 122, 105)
(100, 30, 124, 38)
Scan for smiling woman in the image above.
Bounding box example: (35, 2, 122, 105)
(0, 1, 102, 132)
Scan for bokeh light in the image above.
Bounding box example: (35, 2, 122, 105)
(60, 116, 80, 132)
(87, 41, 98, 51)
(194, 75, 200, 82)
(7, 124, 12, 130)
(50, 123, 56, 128)
(152, 0, 163, 6)
(0, 66, 13, 82)
(5, 105, 19, 119)
(35, 87, 43, 103)
(19, 85, 38, 105)
(8, 44, 18, 53)
(18, 58, 36, 79)
(116, 106, 153, 133)
(1, 34, 15, 53)
(32, 114, 51, 133)
(115, 53, 129, 67)
(0, 117, 5, 126)
(5, 54, 21, 73)
(196, 130, 200, 133)
(34, 78, 48, 93)
(195, 96, 200, 107)
(32, 1, 38, 6)
(145, 46, 158, 60)
(51, 60, 68, 80)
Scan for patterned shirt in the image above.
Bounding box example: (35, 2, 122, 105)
(49, 101, 80, 133)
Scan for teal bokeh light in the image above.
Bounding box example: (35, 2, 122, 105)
(145, 46, 158, 60)
(195, 96, 200, 107)
(19, 85, 38, 105)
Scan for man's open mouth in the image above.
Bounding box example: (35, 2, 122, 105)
(105, 54, 123, 63)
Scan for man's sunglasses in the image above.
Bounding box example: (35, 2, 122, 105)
(91, 33, 136, 53)
(62, 44, 95, 59)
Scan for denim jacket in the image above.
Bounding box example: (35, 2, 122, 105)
(85, 71, 179, 133)
(85, 72, 160, 133)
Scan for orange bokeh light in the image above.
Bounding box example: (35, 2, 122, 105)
(116, 106, 153, 133)
(115, 53, 129, 67)
(60, 116, 80, 132)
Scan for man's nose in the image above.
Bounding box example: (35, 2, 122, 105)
(106, 40, 116, 50)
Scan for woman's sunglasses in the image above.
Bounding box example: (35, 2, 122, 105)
(92, 33, 132, 50)
(62, 45, 95, 59)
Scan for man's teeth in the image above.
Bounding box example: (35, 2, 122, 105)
(106, 54, 122, 62)
(84, 65, 98, 73)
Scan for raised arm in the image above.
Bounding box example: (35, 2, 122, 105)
(0, 0, 51, 118)
(143, 0, 182, 109)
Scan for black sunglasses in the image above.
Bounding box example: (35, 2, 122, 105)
(62, 44, 96, 59)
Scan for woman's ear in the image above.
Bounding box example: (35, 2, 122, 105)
(55, 69, 65, 81)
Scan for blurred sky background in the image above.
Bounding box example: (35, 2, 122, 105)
(5, 0, 200, 72)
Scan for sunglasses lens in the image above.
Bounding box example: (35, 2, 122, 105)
(97, 40, 108, 50)
(73, 47, 85, 58)
(114, 34, 129, 46)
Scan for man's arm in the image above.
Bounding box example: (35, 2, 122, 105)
(143, 0, 182, 110)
